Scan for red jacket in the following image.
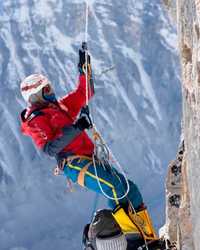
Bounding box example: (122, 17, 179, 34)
(21, 75, 94, 157)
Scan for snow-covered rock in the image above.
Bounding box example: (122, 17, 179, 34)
(164, 0, 200, 248)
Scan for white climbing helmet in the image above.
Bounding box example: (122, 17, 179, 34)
(20, 73, 51, 103)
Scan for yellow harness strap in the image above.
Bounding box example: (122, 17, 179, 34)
(77, 162, 91, 187)
(112, 207, 140, 235)
(67, 155, 92, 163)
(64, 156, 93, 187)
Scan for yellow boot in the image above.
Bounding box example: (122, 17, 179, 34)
(128, 206, 158, 240)
(112, 207, 140, 235)
(112, 206, 158, 241)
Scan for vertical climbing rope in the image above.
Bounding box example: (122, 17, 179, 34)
(85, 0, 89, 106)
(83, 0, 130, 202)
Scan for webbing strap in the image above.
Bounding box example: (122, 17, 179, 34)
(77, 162, 91, 187)
(67, 155, 92, 163)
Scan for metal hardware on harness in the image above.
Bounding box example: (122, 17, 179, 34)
(94, 142, 110, 163)
(92, 128, 110, 163)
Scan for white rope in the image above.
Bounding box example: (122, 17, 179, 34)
(92, 126, 130, 201)
(85, 0, 89, 44)
(85, 0, 89, 105)
(92, 156, 130, 201)
(83, 0, 130, 202)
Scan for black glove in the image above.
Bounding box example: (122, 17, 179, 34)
(74, 116, 91, 130)
(78, 42, 91, 75)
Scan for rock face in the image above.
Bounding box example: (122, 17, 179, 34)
(165, 0, 200, 249)
(165, 141, 194, 249)
(180, 0, 200, 248)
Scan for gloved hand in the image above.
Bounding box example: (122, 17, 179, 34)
(74, 116, 91, 130)
(78, 42, 91, 75)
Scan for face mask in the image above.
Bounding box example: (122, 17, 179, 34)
(43, 92, 57, 102)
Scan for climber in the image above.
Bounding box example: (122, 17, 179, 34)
(20, 45, 144, 212)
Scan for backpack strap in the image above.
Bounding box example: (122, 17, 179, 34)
(21, 109, 44, 123)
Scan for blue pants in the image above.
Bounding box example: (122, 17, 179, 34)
(63, 157, 143, 210)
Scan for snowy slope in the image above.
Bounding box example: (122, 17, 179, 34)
(0, 1, 181, 250)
